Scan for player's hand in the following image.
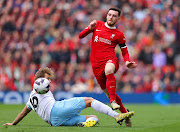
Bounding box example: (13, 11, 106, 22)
(89, 20, 97, 30)
(3, 123, 14, 126)
(125, 61, 137, 68)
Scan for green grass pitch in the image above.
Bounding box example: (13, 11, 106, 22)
(1, 104, 180, 132)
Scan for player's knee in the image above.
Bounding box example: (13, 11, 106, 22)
(105, 63, 115, 75)
(105, 68, 113, 75)
(84, 97, 94, 101)
(84, 97, 94, 107)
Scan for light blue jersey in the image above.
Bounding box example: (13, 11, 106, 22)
(50, 97, 86, 126)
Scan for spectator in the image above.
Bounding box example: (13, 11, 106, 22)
(0, 0, 179, 93)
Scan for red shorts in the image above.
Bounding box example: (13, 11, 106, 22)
(92, 58, 119, 90)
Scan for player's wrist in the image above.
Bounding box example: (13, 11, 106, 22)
(125, 61, 131, 67)
(125, 61, 130, 65)
(11, 122, 16, 125)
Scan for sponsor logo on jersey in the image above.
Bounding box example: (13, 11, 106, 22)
(94, 35, 111, 45)
(96, 29, 101, 31)
(110, 86, 115, 88)
(94, 35, 99, 42)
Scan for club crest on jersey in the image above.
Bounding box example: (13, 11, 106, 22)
(111, 34, 115, 39)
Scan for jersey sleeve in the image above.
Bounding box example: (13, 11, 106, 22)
(118, 32, 126, 45)
(79, 26, 93, 38)
(26, 98, 32, 110)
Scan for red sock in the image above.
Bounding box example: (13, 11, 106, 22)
(116, 94, 127, 113)
(106, 73, 116, 102)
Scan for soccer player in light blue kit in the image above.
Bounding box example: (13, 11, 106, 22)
(4, 67, 134, 127)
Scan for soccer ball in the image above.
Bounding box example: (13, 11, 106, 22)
(33, 78, 50, 94)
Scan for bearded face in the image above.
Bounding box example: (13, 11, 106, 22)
(106, 10, 120, 27)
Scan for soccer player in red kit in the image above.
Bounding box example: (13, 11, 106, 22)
(79, 7, 137, 127)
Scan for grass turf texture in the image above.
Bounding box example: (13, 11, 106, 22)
(0, 104, 180, 132)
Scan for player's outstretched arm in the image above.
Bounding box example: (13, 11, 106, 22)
(3, 105, 31, 126)
(79, 20, 97, 38)
(119, 43, 137, 69)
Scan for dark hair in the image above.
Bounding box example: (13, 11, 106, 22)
(108, 7, 121, 16)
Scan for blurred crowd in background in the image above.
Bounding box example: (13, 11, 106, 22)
(0, 0, 179, 94)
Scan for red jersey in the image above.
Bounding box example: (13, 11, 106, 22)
(79, 20, 130, 67)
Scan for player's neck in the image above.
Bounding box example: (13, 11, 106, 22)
(105, 22, 116, 29)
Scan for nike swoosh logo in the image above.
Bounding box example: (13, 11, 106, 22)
(96, 29, 101, 31)
(110, 86, 115, 88)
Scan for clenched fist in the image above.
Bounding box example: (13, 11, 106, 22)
(89, 20, 97, 30)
